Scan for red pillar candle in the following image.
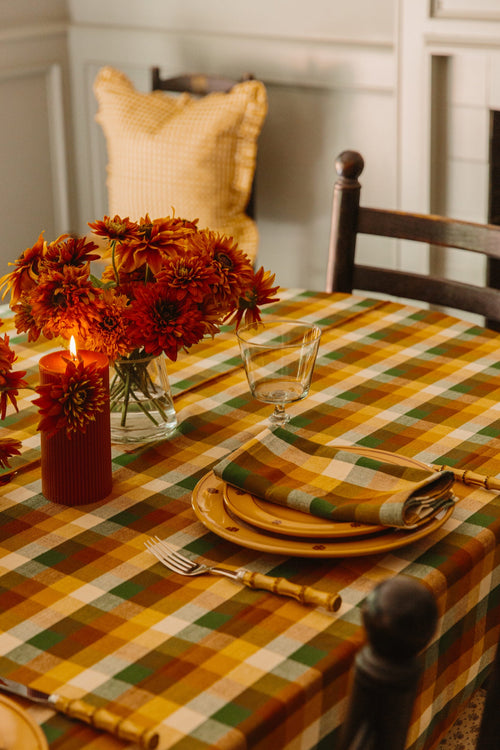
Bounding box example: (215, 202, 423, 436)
(38, 350, 112, 505)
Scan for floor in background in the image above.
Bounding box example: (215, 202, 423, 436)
(436, 689, 486, 749)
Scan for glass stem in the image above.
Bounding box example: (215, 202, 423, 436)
(270, 404, 290, 425)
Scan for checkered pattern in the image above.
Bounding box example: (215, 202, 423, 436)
(1, 290, 500, 750)
(94, 66, 267, 261)
(213, 427, 455, 527)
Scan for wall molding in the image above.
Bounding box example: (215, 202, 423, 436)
(0, 22, 67, 44)
(0, 61, 70, 233)
(432, 0, 500, 22)
(70, 25, 395, 95)
(68, 0, 394, 45)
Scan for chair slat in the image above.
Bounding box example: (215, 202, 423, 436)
(359, 207, 500, 257)
(327, 150, 500, 329)
(354, 266, 500, 321)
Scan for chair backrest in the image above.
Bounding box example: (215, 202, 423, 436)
(338, 576, 500, 750)
(151, 68, 257, 220)
(151, 68, 254, 96)
(326, 150, 500, 330)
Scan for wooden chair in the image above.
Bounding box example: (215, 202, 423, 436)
(151, 68, 257, 220)
(338, 577, 500, 750)
(151, 68, 254, 96)
(327, 150, 500, 331)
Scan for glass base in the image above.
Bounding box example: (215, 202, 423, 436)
(110, 404, 177, 444)
(110, 353, 177, 445)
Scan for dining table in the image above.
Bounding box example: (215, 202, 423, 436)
(1, 288, 500, 750)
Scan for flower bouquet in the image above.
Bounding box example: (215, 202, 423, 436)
(0, 214, 279, 443)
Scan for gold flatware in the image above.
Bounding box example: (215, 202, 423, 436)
(0, 457, 41, 486)
(0, 676, 161, 749)
(145, 536, 341, 611)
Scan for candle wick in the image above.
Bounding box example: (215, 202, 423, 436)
(62, 352, 82, 366)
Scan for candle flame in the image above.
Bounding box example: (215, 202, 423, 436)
(69, 336, 77, 359)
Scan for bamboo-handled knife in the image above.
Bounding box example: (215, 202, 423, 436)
(0, 677, 162, 749)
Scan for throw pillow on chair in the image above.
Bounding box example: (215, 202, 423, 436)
(93, 66, 267, 263)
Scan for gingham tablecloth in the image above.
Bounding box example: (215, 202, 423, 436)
(1, 290, 500, 750)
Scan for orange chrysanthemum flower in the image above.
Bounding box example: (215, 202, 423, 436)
(43, 234, 100, 269)
(88, 215, 141, 244)
(11, 293, 43, 342)
(83, 289, 131, 360)
(155, 251, 218, 303)
(0, 437, 22, 469)
(0, 232, 45, 305)
(116, 215, 199, 275)
(30, 266, 100, 342)
(33, 359, 107, 437)
(0, 331, 28, 419)
(226, 267, 280, 328)
(190, 230, 254, 304)
(126, 284, 206, 360)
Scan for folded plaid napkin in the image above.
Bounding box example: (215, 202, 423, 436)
(213, 428, 456, 528)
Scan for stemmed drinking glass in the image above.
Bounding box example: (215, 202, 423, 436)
(236, 319, 321, 425)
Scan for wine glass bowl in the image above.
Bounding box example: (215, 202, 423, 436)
(236, 319, 321, 425)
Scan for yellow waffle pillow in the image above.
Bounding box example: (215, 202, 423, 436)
(93, 66, 267, 262)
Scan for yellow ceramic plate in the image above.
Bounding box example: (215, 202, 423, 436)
(222, 445, 433, 538)
(0, 693, 48, 750)
(223, 485, 385, 538)
(192, 471, 454, 558)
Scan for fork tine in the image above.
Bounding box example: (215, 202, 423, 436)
(152, 537, 195, 572)
(145, 539, 191, 575)
(147, 537, 196, 574)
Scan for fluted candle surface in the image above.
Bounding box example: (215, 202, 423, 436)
(38, 350, 112, 505)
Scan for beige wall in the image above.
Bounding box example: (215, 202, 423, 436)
(0, 0, 73, 276)
(66, 0, 397, 291)
(1, 1, 499, 297)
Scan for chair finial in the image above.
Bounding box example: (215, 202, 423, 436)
(336, 150, 364, 180)
(362, 577, 438, 661)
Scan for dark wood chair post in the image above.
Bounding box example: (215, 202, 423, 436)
(338, 577, 438, 750)
(476, 635, 500, 750)
(326, 150, 365, 294)
(485, 259, 500, 331)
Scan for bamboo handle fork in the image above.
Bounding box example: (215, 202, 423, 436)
(145, 537, 341, 612)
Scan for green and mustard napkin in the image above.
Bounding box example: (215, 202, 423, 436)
(213, 428, 455, 528)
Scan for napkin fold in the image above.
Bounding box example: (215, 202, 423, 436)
(213, 428, 456, 528)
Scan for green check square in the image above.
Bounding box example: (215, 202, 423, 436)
(212, 703, 253, 727)
(291, 644, 327, 667)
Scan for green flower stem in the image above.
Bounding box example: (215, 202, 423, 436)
(110, 355, 172, 429)
(121, 369, 131, 427)
(111, 239, 120, 285)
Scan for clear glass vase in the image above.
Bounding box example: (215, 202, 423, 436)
(109, 353, 177, 444)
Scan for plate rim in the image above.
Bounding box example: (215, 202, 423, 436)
(0, 692, 49, 750)
(191, 470, 454, 558)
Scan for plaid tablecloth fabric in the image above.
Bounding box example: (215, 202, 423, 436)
(1, 290, 500, 750)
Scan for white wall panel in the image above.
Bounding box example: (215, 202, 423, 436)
(0, 66, 68, 275)
(0, 11, 72, 276)
(400, 0, 500, 322)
